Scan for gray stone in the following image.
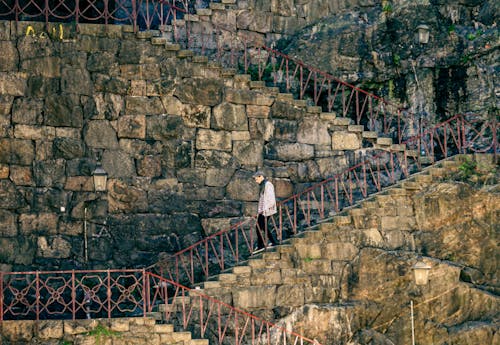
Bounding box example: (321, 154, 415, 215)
(117, 115, 146, 139)
(226, 89, 274, 106)
(84, 120, 119, 149)
(33, 159, 66, 187)
(196, 129, 232, 151)
(125, 96, 164, 115)
(37, 236, 72, 259)
(44, 94, 83, 127)
(92, 93, 124, 120)
(271, 101, 304, 120)
(212, 102, 248, 130)
(108, 179, 148, 213)
(249, 118, 274, 141)
(26, 76, 60, 98)
(12, 98, 43, 125)
(273, 119, 298, 141)
(226, 170, 259, 201)
(0, 41, 19, 72)
(0, 138, 35, 165)
(174, 78, 224, 106)
(297, 119, 331, 145)
(19, 213, 59, 236)
(205, 168, 235, 187)
(232, 140, 264, 167)
(61, 67, 93, 96)
(265, 142, 314, 161)
(0, 72, 27, 96)
(101, 150, 136, 178)
(331, 131, 360, 150)
(53, 137, 85, 160)
(0, 209, 17, 237)
(147, 115, 185, 141)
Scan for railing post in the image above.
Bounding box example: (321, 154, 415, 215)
(71, 270, 76, 320)
(35, 271, 40, 321)
(0, 271, 3, 323)
(143, 269, 147, 317)
(107, 269, 111, 319)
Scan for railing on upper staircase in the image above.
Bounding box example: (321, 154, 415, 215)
(0, 269, 320, 345)
(152, 113, 497, 286)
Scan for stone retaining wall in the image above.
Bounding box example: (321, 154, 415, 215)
(0, 20, 380, 271)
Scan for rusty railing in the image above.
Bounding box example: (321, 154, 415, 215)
(153, 113, 498, 286)
(0, 269, 321, 345)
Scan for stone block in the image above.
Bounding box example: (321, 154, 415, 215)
(232, 130, 251, 141)
(322, 242, 359, 261)
(331, 132, 360, 150)
(212, 102, 247, 130)
(196, 129, 232, 151)
(301, 259, 332, 274)
(247, 105, 270, 118)
(137, 155, 162, 177)
(83, 120, 119, 149)
(265, 142, 314, 161)
(276, 284, 305, 307)
(38, 320, 64, 339)
(0, 320, 34, 342)
(37, 236, 72, 258)
(226, 89, 274, 106)
(118, 115, 146, 139)
(251, 268, 281, 285)
(297, 119, 331, 145)
(9, 165, 33, 186)
(0, 209, 17, 236)
(233, 140, 263, 167)
(295, 243, 322, 259)
(174, 78, 223, 106)
(64, 319, 100, 335)
(14, 125, 56, 140)
(0, 72, 27, 96)
(233, 285, 276, 309)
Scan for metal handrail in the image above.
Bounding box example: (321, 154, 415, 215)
(0, 269, 321, 344)
(151, 113, 497, 286)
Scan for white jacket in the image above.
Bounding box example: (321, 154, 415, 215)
(258, 180, 277, 216)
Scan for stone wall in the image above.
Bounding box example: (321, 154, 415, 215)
(0, 20, 379, 271)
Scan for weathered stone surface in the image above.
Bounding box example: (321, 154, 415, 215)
(246, 104, 270, 118)
(271, 101, 304, 120)
(0, 138, 35, 165)
(44, 94, 83, 127)
(37, 236, 72, 259)
(12, 98, 43, 124)
(249, 118, 274, 141)
(174, 78, 223, 106)
(84, 120, 119, 149)
(196, 129, 232, 151)
(146, 115, 185, 140)
(108, 179, 148, 213)
(265, 142, 314, 161)
(226, 89, 274, 106)
(179, 103, 211, 128)
(37, 320, 64, 339)
(205, 168, 235, 187)
(53, 137, 85, 160)
(93, 93, 124, 120)
(233, 285, 277, 309)
(118, 115, 146, 139)
(331, 132, 360, 150)
(232, 140, 263, 167)
(61, 67, 93, 95)
(125, 96, 164, 115)
(137, 155, 162, 177)
(0, 41, 19, 72)
(33, 159, 66, 187)
(297, 119, 331, 145)
(212, 102, 248, 130)
(101, 150, 136, 178)
(276, 284, 305, 307)
(19, 213, 59, 236)
(0, 72, 27, 96)
(273, 119, 297, 141)
(9, 165, 33, 186)
(226, 170, 259, 201)
(0, 209, 17, 237)
(0, 320, 34, 342)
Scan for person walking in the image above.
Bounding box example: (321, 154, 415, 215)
(252, 171, 278, 253)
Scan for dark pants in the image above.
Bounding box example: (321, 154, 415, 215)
(255, 214, 278, 249)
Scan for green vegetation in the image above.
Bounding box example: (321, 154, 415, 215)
(86, 324, 121, 345)
(466, 29, 483, 41)
(303, 257, 315, 263)
(59, 341, 72, 345)
(448, 24, 456, 34)
(392, 53, 401, 66)
(382, 3, 393, 13)
(456, 157, 497, 186)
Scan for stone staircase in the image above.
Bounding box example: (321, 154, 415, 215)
(0, 317, 208, 345)
(143, 154, 498, 343)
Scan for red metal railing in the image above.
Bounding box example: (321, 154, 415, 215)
(0, 269, 321, 345)
(0, 0, 190, 32)
(153, 114, 498, 286)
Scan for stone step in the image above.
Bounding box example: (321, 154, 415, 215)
(165, 43, 181, 51)
(376, 137, 393, 146)
(293, 99, 308, 107)
(277, 93, 293, 100)
(145, 311, 163, 321)
(222, 68, 237, 77)
(196, 8, 212, 16)
(406, 149, 419, 157)
(362, 131, 378, 139)
(332, 215, 352, 225)
(202, 280, 221, 289)
(307, 106, 322, 114)
(209, 2, 225, 10)
(391, 144, 406, 151)
(122, 25, 135, 33)
(190, 339, 209, 345)
(250, 80, 266, 89)
(151, 37, 167, 45)
(192, 55, 208, 63)
(184, 14, 199, 22)
(429, 167, 447, 177)
(320, 112, 337, 121)
(177, 49, 194, 58)
(331, 117, 352, 126)
(234, 74, 251, 82)
(348, 125, 364, 133)
(136, 30, 153, 39)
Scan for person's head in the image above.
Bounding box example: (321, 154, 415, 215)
(252, 171, 265, 184)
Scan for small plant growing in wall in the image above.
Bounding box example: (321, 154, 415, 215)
(86, 324, 121, 345)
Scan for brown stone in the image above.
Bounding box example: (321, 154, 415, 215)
(117, 115, 146, 139)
